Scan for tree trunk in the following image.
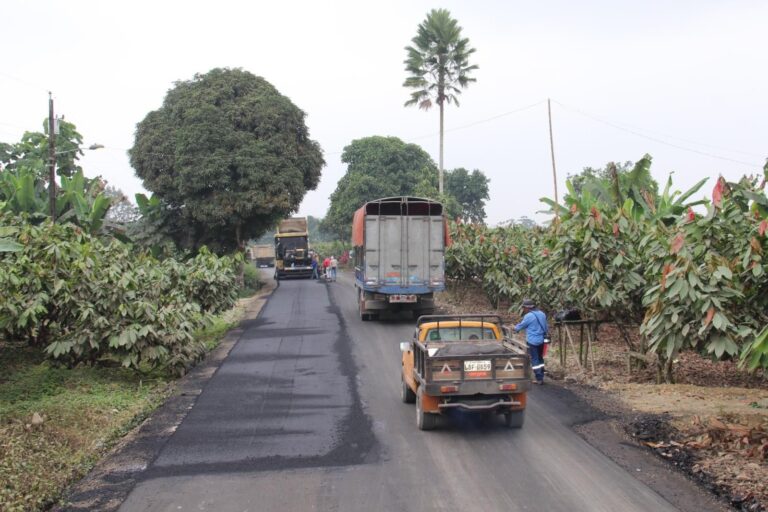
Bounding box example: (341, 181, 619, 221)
(439, 101, 444, 195)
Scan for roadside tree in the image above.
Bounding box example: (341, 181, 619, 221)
(322, 136, 437, 240)
(129, 68, 324, 254)
(403, 8, 477, 194)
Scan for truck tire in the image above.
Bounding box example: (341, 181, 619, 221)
(504, 409, 525, 428)
(359, 289, 370, 321)
(416, 387, 437, 430)
(400, 372, 416, 404)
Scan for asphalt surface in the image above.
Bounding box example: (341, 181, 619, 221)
(118, 270, 709, 512)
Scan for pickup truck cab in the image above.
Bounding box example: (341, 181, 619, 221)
(400, 315, 531, 430)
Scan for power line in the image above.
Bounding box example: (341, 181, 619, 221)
(0, 71, 49, 95)
(409, 100, 546, 140)
(552, 100, 762, 168)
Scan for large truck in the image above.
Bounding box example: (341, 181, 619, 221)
(251, 244, 275, 268)
(352, 197, 449, 321)
(274, 217, 313, 279)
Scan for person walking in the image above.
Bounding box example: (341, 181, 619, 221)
(311, 254, 319, 280)
(513, 298, 548, 385)
(329, 255, 338, 282)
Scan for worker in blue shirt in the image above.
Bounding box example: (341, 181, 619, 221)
(514, 298, 548, 385)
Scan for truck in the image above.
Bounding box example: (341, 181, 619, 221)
(352, 197, 449, 321)
(400, 315, 531, 430)
(274, 217, 313, 279)
(251, 244, 275, 268)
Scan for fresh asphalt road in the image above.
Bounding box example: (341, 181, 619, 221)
(120, 270, 686, 512)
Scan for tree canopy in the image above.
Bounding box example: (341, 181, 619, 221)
(403, 8, 477, 194)
(321, 136, 437, 240)
(129, 68, 324, 254)
(444, 167, 489, 223)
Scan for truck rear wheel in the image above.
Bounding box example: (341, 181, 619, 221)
(359, 289, 371, 321)
(504, 409, 525, 428)
(400, 371, 416, 404)
(416, 387, 437, 430)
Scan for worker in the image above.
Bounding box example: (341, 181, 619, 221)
(329, 255, 338, 281)
(513, 298, 548, 385)
(311, 254, 319, 280)
(322, 256, 331, 280)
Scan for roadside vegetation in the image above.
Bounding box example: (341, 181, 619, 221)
(1, 66, 318, 511)
(442, 155, 768, 509)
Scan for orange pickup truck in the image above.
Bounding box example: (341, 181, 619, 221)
(400, 315, 531, 430)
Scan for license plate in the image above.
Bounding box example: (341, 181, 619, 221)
(389, 294, 417, 303)
(464, 360, 492, 372)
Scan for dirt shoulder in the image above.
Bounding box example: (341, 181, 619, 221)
(437, 282, 768, 512)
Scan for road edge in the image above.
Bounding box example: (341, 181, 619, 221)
(54, 276, 278, 512)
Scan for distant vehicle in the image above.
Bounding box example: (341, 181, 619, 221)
(274, 217, 313, 279)
(352, 197, 449, 321)
(250, 244, 275, 268)
(400, 315, 531, 430)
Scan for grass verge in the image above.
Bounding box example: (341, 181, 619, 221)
(0, 303, 248, 511)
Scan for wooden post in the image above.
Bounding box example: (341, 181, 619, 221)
(48, 92, 56, 221)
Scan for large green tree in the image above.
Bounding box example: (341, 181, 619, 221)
(404, 8, 477, 195)
(321, 136, 437, 240)
(444, 167, 489, 223)
(129, 68, 324, 254)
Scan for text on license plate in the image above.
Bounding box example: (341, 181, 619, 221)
(464, 360, 492, 372)
(389, 294, 417, 303)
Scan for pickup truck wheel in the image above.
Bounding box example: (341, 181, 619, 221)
(504, 409, 525, 428)
(416, 388, 436, 430)
(400, 372, 416, 403)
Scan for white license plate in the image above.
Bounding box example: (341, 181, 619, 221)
(389, 294, 417, 303)
(464, 360, 492, 372)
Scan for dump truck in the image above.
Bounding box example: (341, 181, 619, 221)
(400, 315, 531, 430)
(251, 244, 275, 268)
(352, 197, 449, 321)
(274, 217, 313, 279)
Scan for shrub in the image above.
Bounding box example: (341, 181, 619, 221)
(0, 213, 238, 374)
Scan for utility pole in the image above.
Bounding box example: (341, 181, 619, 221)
(48, 92, 57, 221)
(547, 98, 559, 218)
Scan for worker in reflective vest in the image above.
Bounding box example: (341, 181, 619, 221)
(514, 298, 548, 385)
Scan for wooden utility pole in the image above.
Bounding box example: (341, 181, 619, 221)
(48, 92, 57, 221)
(547, 98, 559, 217)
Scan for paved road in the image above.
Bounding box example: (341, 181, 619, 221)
(120, 270, 700, 512)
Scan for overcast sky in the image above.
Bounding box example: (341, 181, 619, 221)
(2, 0, 766, 225)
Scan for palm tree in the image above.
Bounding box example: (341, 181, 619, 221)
(404, 9, 477, 194)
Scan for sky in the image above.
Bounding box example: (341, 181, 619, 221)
(2, 0, 766, 226)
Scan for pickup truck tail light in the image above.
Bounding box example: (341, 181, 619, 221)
(440, 385, 459, 393)
(499, 383, 518, 391)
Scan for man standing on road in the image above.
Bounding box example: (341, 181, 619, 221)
(311, 254, 319, 280)
(513, 298, 547, 385)
(330, 255, 338, 282)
